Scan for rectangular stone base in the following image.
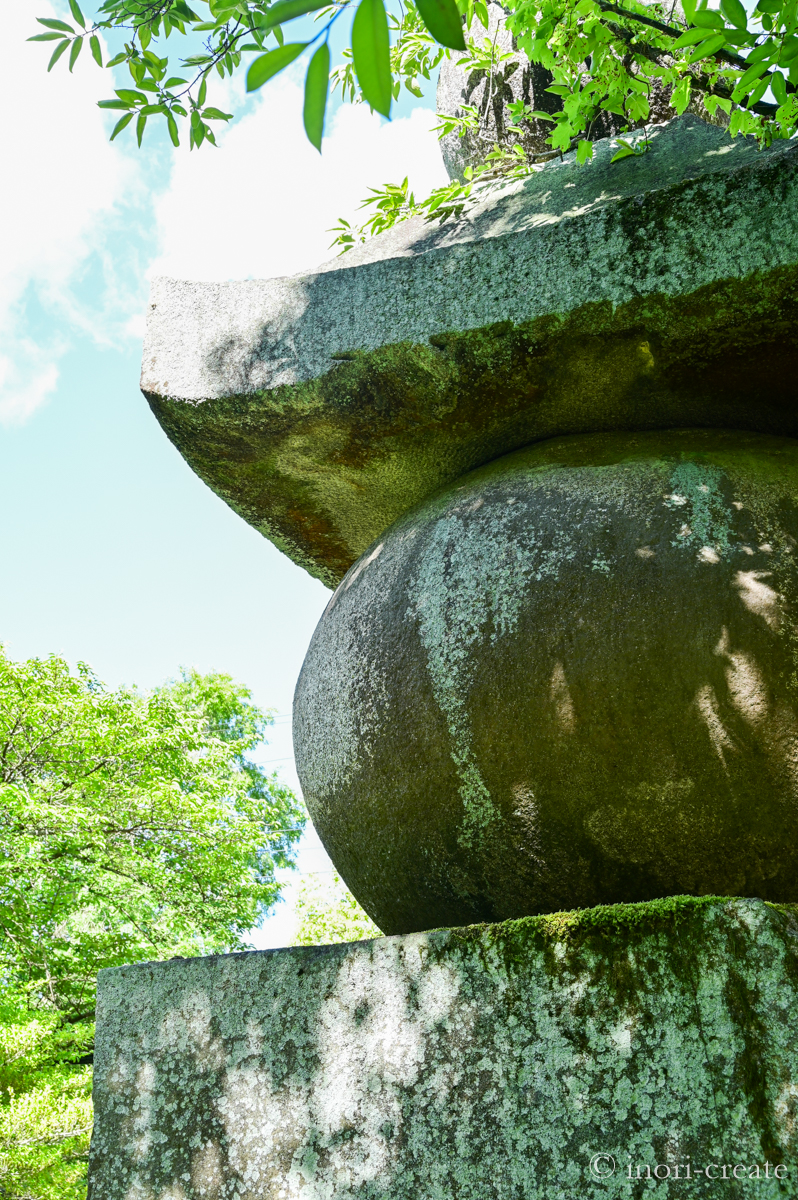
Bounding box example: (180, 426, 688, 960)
(88, 897, 798, 1198)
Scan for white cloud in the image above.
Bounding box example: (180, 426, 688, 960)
(150, 76, 449, 282)
(1, 19, 446, 424)
(0, 2, 133, 423)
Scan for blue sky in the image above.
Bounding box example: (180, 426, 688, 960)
(1, 1, 448, 946)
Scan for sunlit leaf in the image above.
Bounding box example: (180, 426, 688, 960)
(685, 32, 727, 62)
(415, 0, 465, 50)
(720, 0, 747, 27)
(110, 112, 134, 140)
(37, 18, 75, 33)
(47, 39, 71, 71)
(68, 0, 86, 27)
(69, 36, 83, 72)
(670, 25, 717, 48)
(90, 35, 102, 65)
(352, 0, 392, 117)
(262, 0, 329, 27)
(303, 42, 330, 150)
(246, 42, 307, 90)
(136, 112, 147, 147)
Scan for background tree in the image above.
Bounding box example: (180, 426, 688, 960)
(0, 645, 304, 1198)
(293, 871, 383, 944)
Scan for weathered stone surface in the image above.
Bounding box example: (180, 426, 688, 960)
(88, 897, 798, 1199)
(142, 115, 798, 587)
(295, 429, 798, 935)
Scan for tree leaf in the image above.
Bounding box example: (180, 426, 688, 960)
(68, 0, 86, 27)
(90, 35, 102, 65)
(110, 112, 134, 140)
(116, 88, 148, 103)
(303, 42, 330, 151)
(69, 36, 83, 72)
(262, 0, 329, 27)
(415, 0, 465, 50)
(28, 32, 69, 41)
(576, 138, 593, 164)
(685, 32, 727, 63)
(352, 0, 392, 117)
(771, 68, 788, 105)
(691, 9, 725, 28)
(670, 25, 717, 48)
(246, 42, 307, 90)
(720, 0, 747, 28)
(198, 77, 207, 106)
(47, 39, 71, 71)
(167, 112, 180, 146)
(136, 112, 147, 147)
(98, 98, 132, 109)
(37, 18, 75, 33)
(202, 106, 234, 119)
(732, 58, 769, 99)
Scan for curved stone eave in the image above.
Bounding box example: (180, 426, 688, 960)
(141, 115, 798, 586)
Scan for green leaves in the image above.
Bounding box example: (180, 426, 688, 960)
(720, 0, 748, 28)
(415, 0, 466, 51)
(90, 34, 102, 65)
(246, 42, 307, 89)
(685, 32, 727, 63)
(36, 17, 75, 33)
(352, 0, 392, 117)
(47, 38, 71, 71)
(110, 111, 134, 139)
(68, 0, 86, 26)
(304, 43, 330, 150)
(69, 36, 83, 71)
(262, 0, 329, 27)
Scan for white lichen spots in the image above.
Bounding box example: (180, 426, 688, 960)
(409, 500, 573, 847)
(734, 570, 781, 630)
(698, 546, 720, 564)
(549, 662, 576, 733)
(741, 544, 755, 555)
(760, 542, 774, 553)
(733, 500, 744, 510)
(665, 462, 734, 555)
(609, 1019, 634, 1058)
(695, 685, 734, 764)
(591, 551, 612, 574)
(636, 546, 655, 559)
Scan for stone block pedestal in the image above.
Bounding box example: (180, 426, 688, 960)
(89, 897, 798, 1198)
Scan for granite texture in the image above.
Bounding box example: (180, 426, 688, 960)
(88, 897, 798, 1199)
(141, 115, 798, 587)
(294, 429, 798, 935)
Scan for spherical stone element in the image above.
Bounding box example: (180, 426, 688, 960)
(294, 430, 798, 935)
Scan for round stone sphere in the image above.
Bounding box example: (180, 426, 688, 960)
(294, 429, 798, 935)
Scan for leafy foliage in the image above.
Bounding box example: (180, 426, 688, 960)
(293, 871, 383, 944)
(0, 646, 303, 1198)
(0, 646, 304, 1016)
(0, 994, 92, 1200)
(29, 0, 798, 153)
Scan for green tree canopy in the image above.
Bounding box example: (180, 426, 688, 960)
(0, 646, 304, 1017)
(29, 0, 795, 161)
